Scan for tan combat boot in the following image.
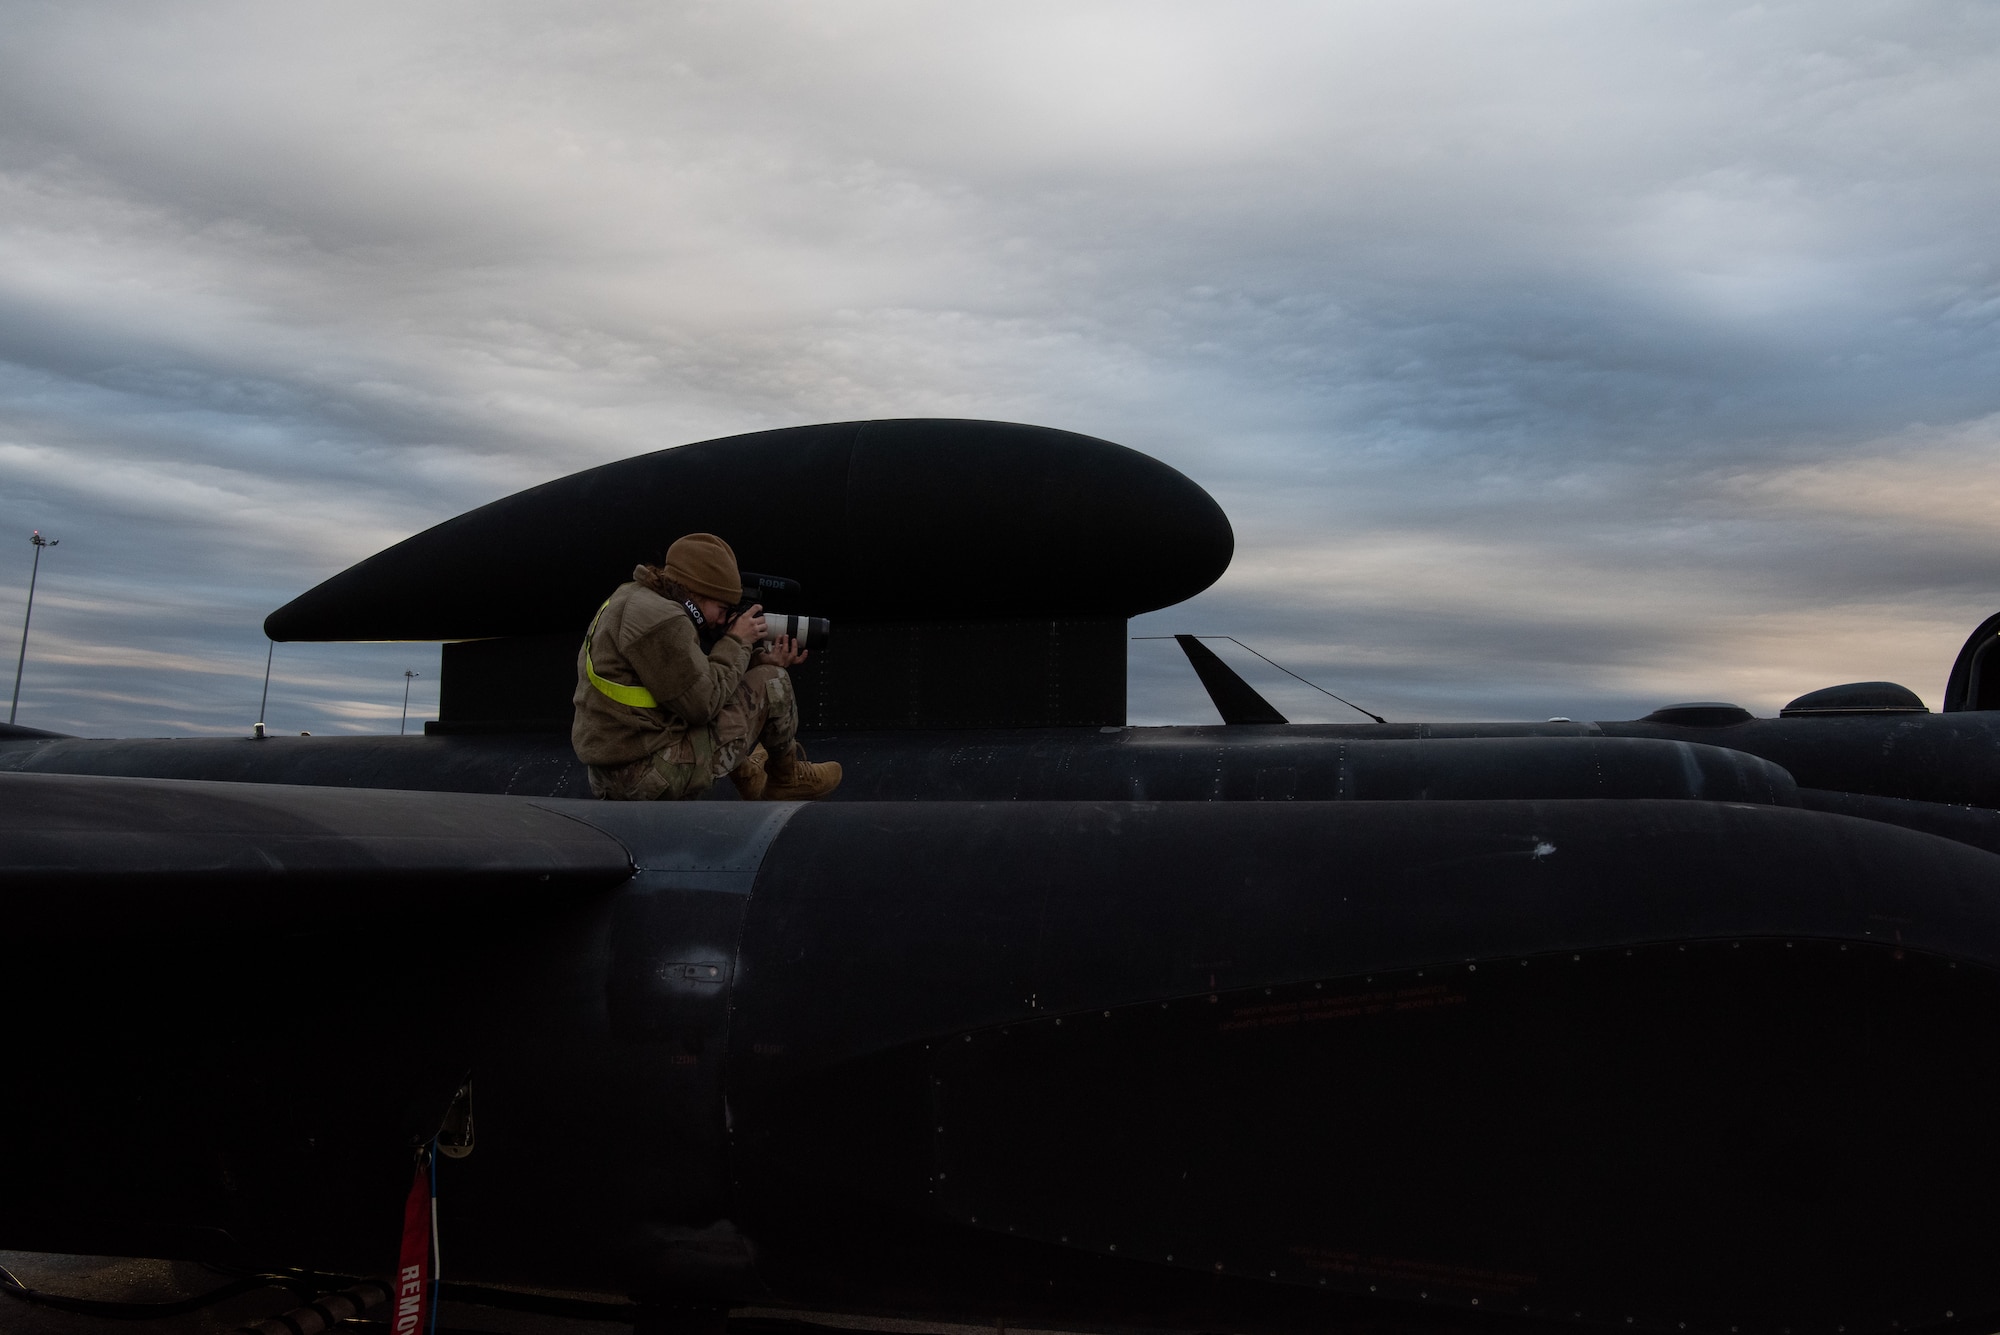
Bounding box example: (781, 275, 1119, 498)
(762, 741, 842, 801)
(730, 744, 768, 801)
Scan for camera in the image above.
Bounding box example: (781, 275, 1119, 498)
(734, 572, 830, 647)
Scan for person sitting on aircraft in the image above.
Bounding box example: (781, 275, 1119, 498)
(572, 532, 842, 802)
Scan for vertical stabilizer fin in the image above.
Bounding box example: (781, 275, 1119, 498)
(1175, 635, 1288, 725)
(1944, 611, 2000, 711)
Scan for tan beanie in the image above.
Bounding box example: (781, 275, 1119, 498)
(663, 533, 742, 603)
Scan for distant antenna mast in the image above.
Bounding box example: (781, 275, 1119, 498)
(1206, 636, 1385, 723)
(1136, 633, 1386, 724)
(9, 530, 57, 725)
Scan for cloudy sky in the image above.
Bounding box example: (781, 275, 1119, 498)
(3, 1, 1997, 734)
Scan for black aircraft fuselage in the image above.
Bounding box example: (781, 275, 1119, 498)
(6, 418, 2000, 1335)
(11, 772, 2000, 1335)
(9, 709, 2000, 852)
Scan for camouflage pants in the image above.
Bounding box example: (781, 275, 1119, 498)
(587, 666, 797, 801)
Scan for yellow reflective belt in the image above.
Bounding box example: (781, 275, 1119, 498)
(583, 598, 660, 710)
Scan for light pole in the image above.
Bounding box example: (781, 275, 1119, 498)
(9, 530, 57, 726)
(401, 669, 419, 735)
(254, 640, 275, 739)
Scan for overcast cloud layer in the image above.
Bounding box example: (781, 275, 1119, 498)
(3, 1, 1998, 734)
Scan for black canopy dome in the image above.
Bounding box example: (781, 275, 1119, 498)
(266, 419, 1232, 642)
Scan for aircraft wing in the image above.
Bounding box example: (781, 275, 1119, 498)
(0, 770, 635, 929)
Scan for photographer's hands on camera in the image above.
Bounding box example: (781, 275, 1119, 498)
(726, 603, 809, 669)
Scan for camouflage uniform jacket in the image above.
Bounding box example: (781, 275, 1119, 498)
(571, 571, 753, 768)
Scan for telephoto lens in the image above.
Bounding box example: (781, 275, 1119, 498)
(762, 613, 830, 647)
